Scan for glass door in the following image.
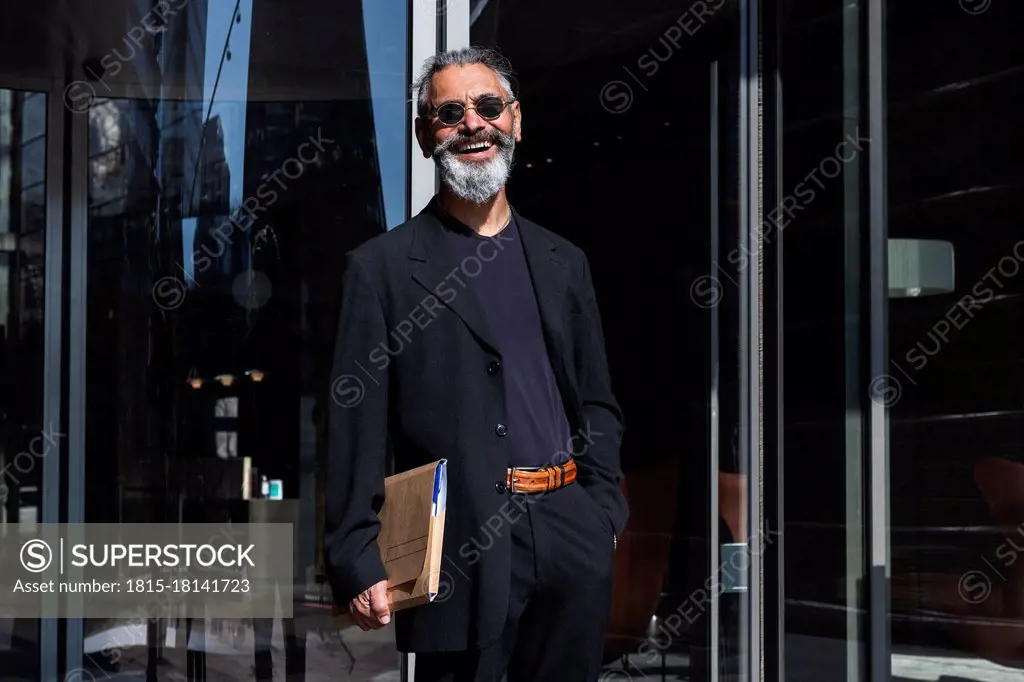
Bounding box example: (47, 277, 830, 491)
(468, 0, 758, 680)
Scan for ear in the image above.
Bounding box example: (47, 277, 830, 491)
(511, 101, 522, 142)
(414, 117, 433, 159)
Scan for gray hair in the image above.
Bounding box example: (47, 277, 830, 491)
(412, 46, 516, 119)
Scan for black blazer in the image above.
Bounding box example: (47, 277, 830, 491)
(323, 198, 628, 652)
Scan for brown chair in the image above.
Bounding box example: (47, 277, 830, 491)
(973, 457, 1024, 622)
(718, 471, 748, 543)
(919, 456, 1024, 665)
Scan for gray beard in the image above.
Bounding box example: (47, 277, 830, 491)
(433, 133, 515, 204)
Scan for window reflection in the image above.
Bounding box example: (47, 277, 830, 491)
(0, 87, 47, 682)
(215, 397, 239, 459)
(886, 2, 1024, 679)
(88, 102, 123, 157)
(779, 3, 870, 680)
(80, 0, 409, 679)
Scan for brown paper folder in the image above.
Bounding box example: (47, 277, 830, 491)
(333, 459, 447, 627)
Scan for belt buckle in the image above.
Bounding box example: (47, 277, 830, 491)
(509, 465, 543, 494)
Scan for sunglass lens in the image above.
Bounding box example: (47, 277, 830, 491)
(476, 97, 505, 119)
(437, 103, 464, 125)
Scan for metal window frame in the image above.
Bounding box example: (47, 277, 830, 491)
(0, 71, 69, 682)
(0, 72, 67, 682)
(738, 0, 763, 679)
(44, 75, 66, 682)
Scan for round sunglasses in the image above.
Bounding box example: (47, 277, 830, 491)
(430, 96, 515, 126)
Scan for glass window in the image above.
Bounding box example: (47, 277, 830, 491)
(0, 87, 48, 682)
(884, 2, 1024, 679)
(77, 0, 409, 679)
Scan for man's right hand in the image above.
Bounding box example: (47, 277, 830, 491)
(349, 579, 391, 630)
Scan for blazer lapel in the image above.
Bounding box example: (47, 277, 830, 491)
(409, 208, 503, 357)
(515, 209, 574, 391)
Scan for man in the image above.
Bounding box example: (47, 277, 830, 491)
(323, 46, 627, 681)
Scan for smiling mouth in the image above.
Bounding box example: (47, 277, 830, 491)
(454, 140, 494, 154)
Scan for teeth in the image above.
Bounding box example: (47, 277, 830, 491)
(456, 141, 492, 152)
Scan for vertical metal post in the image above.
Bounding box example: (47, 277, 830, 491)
(841, 3, 868, 681)
(404, 0, 449, 672)
(708, 59, 721, 682)
(64, 77, 89, 679)
(409, 0, 441, 217)
(444, 0, 470, 50)
(739, 0, 763, 679)
(867, 0, 890, 679)
(770, 61, 786, 682)
(40, 74, 65, 682)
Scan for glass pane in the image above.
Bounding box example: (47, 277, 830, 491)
(470, 2, 745, 680)
(0, 87, 47, 682)
(80, 0, 408, 679)
(779, 1, 870, 680)
(885, 2, 1024, 680)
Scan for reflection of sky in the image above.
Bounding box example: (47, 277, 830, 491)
(363, 0, 409, 230)
(182, 0, 409, 279)
(204, 0, 407, 227)
(182, 0, 254, 284)
(203, 0, 253, 209)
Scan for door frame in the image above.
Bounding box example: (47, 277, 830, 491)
(0, 72, 65, 682)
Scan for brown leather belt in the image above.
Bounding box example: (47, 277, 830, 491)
(505, 457, 576, 494)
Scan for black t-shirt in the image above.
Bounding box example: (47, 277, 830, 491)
(432, 207, 573, 467)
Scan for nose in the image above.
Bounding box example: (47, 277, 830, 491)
(460, 106, 487, 132)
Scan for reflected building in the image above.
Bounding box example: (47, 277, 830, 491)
(0, 89, 47, 534)
(84, 0, 212, 525)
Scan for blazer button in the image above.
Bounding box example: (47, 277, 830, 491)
(495, 481, 507, 493)
(495, 423, 508, 437)
(487, 360, 501, 375)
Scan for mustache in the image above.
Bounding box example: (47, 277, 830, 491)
(433, 128, 514, 156)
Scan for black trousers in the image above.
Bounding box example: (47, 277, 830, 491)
(415, 481, 616, 682)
